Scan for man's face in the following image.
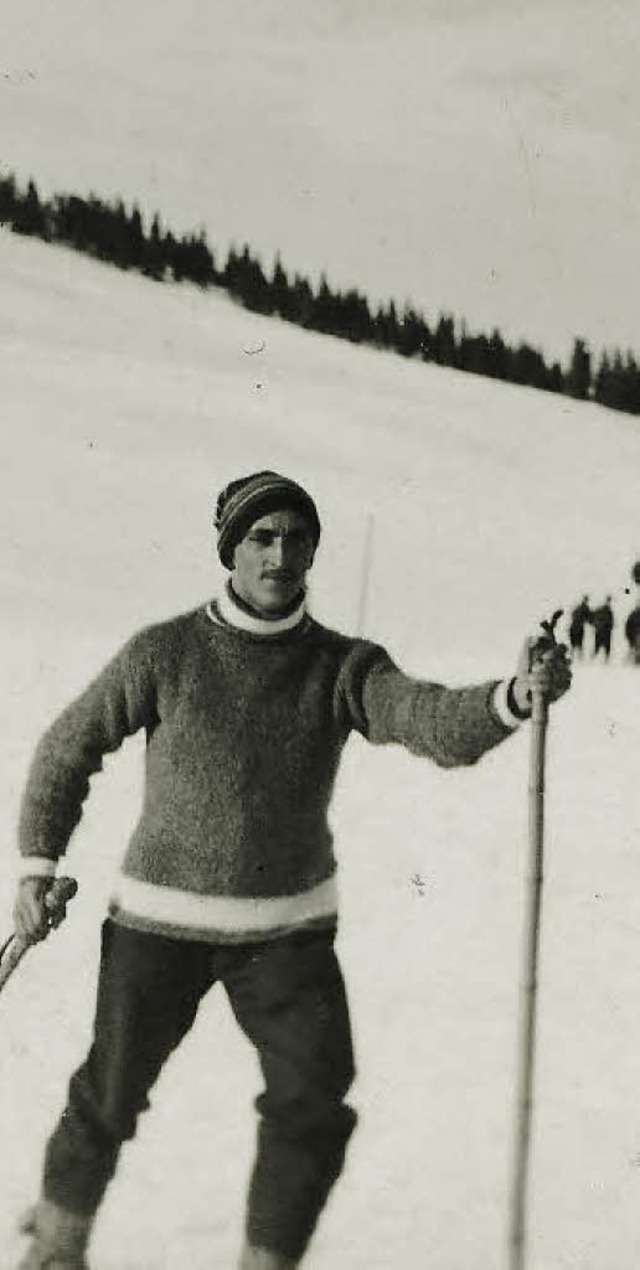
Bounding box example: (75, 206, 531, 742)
(231, 508, 315, 616)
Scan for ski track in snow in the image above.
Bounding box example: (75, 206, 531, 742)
(1, 232, 640, 1268)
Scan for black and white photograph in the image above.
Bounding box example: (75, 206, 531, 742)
(1, 4, 639, 1268)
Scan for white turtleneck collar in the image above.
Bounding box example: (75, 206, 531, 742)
(206, 583, 308, 636)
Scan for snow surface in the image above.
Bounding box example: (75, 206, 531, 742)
(1, 230, 640, 1268)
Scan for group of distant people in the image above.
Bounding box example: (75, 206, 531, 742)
(568, 593, 640, 663)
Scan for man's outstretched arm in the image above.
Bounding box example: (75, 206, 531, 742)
(344, 635, 571, 767)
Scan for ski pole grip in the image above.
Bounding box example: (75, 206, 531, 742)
(527, 607, 564, 720)
(45, 876, 78, 928)
(47, 877, 78, 904)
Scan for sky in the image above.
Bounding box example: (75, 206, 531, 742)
(2, 0, 639, 363)
(1, 233, 640, 1269)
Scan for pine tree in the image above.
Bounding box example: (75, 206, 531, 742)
(312, 275, 336, 334)
(230, 245, 252, 300)
(334, 288, 372, 343)
(52, 194, 88, 251)
(546, 360, 565, 394)
(289, 273, 314, 327)
(373, 300, 400, 349)
(0, 172, 18, 225)
(222, 245, 242, 292)
(177, 229, 213, 287)
(566, 337, 592, 399)
(594, 351, 613, 406)
(624, 352, 640, 413)
(244, 252, 273, 313)
(197, 231, 217, 286)
(126, 205, 146, 270)
(485, 329, 508, 380)
(143, 212, 165, 279)
(433, 314, 456, 366)
(598, 350, 640, 414)
(271, 255, 293, 319)
(12, 178, 47, 238)
(456, 324, 492, 376)
(397, 305, 426, 358)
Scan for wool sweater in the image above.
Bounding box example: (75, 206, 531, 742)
(19, 591, 519, 943)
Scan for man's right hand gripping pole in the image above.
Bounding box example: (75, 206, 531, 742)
(0, 876, 78, 994)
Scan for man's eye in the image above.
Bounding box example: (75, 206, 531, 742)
(247, 530, 310, 549)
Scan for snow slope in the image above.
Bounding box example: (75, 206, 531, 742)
(3, 0, 640, 358)
(1, 231, 640, 1269)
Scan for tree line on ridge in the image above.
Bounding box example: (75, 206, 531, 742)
(2, 171, 638, 415)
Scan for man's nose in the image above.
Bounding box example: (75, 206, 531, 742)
(268, 535, 285, 566)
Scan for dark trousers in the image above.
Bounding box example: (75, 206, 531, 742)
(594, 630, 612, 658)
(43, 920, 357, 1261)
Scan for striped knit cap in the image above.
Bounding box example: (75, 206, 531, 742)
(214, 470, 321, 569)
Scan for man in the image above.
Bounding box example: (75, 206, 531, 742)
(624, 561, 640, 664)
(14, 470, 571, 1270)
(625, 604, 640, 663)
(591, 596, 614, 661)
(568, 595, 591, 658)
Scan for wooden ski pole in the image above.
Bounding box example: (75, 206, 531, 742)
(507, 608, 564, 1270)
(508, 673, 548, 1270)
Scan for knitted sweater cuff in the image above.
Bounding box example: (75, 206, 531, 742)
(491, 679, 528, 728)
(19, 856, 58, 879)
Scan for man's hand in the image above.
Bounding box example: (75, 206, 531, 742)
(13, 876, 55, 945)
(510, 637, 572, 716)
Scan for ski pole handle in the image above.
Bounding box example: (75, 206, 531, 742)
(0, 876, 78, 995)
(44, 875, 78, 928)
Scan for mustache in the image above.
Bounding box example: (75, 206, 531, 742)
(262, 569, 297, 581)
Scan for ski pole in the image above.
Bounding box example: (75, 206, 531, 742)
(508, 613, 562, 1270)
(0, 876, 78, 995)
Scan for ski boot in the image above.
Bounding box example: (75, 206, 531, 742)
(17, 1199, 92, 1270)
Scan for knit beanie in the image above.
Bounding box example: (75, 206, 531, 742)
(214, 470, 321, 569)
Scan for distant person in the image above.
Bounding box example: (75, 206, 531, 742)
(624, 605, 640, 663)
(591, 596, 614, 661)
(12, 471, 571, 1270)
(568, 596, 592, 657)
